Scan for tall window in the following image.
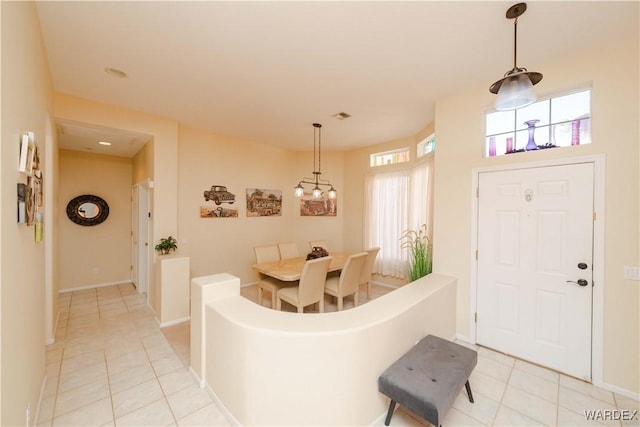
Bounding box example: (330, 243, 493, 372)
(364, 156, 434, 279)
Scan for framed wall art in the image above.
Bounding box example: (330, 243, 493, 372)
(200, 206, 238, 218)
(299, 191, 337, 217)
(246, 188, 282, 217)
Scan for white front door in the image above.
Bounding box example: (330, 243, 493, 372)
(476, 163, 594, 380)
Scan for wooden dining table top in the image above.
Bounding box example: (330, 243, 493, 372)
(252, 252, 350, 282)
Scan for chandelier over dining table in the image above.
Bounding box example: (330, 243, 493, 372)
(294, 123, 337, 199)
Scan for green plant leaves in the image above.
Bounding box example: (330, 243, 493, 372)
(400, 224, 432, 281)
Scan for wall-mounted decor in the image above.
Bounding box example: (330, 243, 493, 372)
(17, 183, 26, 224)
(246, 188, 282, 217)
(299, 191, 337, 217)
(66, 194, 110, 226)
(200, 206, 238, 218)
(26, 177, 37, 226)
(203, 185, 236, 205)
(18, 132, 34, 174)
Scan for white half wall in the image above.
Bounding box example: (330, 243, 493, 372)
(195, 273, 457, 426)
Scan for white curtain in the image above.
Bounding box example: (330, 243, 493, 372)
(364, 170, 409, 278)
(365, 156, 434, 279)
(409, 155, 434, 242)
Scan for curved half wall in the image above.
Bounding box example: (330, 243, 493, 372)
(191, 273, 457, 426)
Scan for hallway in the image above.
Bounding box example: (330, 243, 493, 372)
(38, 284, 227, 426)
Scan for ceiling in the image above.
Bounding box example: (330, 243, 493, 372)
(36, 1, 638, 156)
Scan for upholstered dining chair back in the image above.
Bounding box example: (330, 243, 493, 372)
(254, 245, 289, 308)
(278, 242, 300, 259)
(308, 240, 329, 251)
(297, 256, 332, 310)
(360, 247, 380, 299)
(324, 252, 367, 311)
(254, 245, 280, 264)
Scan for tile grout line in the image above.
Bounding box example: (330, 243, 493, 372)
(46, 346, 65, 427)
(104, 351, 117, 426)
(141, 334, 179, 426)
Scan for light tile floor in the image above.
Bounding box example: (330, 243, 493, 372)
(39, 284, 227, 427)
(39, 283, 639, 426)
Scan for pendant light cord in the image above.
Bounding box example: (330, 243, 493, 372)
(513, 16, 519, 70)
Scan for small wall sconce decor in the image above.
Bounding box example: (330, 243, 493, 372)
(489, 3, 543, 111)
(66, 194, 109, 226)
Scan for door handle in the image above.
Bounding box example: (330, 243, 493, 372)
(566, 279, 589, 287)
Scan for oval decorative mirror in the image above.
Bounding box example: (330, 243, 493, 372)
(66, 194, 109, 226)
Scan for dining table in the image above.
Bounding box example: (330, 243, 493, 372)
(252, 252, 350, 281)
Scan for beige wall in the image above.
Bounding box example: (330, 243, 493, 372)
(0, 1, 53, 424)
(176, 125, 344, 283)
(54, 93, 179, 243)
(58, 150, 133, 290)
(433, 36, 639, 392)
(132, 139, 153, 185)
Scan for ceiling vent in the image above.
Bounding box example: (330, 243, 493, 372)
(332, 112, 352, 120)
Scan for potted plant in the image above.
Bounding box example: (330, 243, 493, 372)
(155, 236, 178, 255)
(400, 224, 432, 281)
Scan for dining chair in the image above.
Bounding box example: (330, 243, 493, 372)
(309, 240, 329, 251)
(254, 245, 295, 308)
(278, 242, 300, 259)
(276, 256, 332, 313)
(324, 252, 368, 311)
(360, 247, 380, 299)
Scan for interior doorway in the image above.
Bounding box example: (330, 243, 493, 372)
(132, 181, 151, 294)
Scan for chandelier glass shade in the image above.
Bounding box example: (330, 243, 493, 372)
(294, 123, 337, 199)
(489, 3, 543, 111)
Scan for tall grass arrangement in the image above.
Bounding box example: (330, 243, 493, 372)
(400, 224, 432, 281)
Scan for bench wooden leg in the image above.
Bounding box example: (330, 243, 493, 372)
(384, 400, 396, 426)
(465, 380, 474, 403)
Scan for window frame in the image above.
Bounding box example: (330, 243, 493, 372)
(484, 87, 592, 158)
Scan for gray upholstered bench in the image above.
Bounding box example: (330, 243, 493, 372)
(378, 335, 477, 426)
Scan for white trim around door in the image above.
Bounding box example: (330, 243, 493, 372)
(469, 154, 605, 387)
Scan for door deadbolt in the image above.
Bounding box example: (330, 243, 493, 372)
(577, 262, 588, 270)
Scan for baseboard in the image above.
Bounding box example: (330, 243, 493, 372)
(159, 316, 190, 328)
(204, 380, 242, 426)
(45, 311, 61, 346)
(455, 333, 472, 344)
(595, 380, 640, 401)
(188, 366, 205, 388)
(58, 279, 132, 293)
(369, 408, 394, 427)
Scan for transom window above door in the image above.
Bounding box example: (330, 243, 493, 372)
(485, 89, 591, 157)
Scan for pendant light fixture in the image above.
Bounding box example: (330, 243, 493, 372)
(489, 3, 543, 111)
(294, 123, 337, 200)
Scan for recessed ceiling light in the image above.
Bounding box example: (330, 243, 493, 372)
(98, 141, 112, 146)
(104, 67, 128, 79)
